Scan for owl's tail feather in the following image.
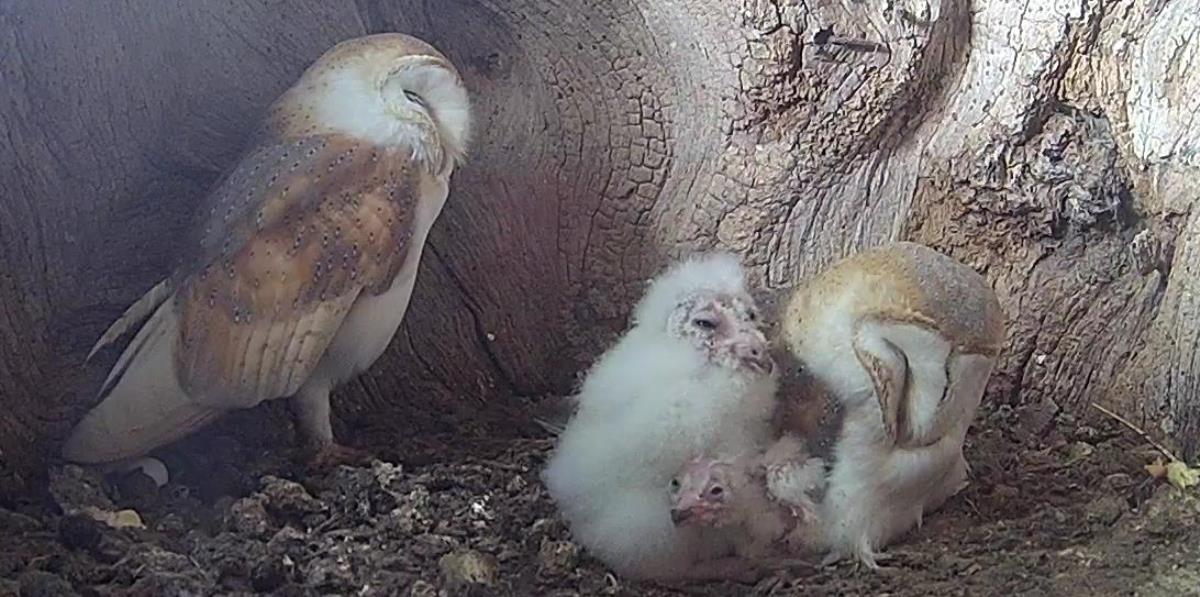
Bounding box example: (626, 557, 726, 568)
(63, 299, 223, 464)
(530, 394, 579, 437)
(85, 279, 172, 364)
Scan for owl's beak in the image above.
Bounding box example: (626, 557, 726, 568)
(732, 335, 774, 375)
(670, 508, 693, 525)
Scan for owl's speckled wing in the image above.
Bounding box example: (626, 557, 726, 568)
(63, 31, 471, 466)
(171, 132, 419, 407)
(850, 317, 911, 446)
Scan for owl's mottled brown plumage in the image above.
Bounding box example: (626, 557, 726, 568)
(782, 242, 1005, 447)
(174, 136, 419, 406)
(65, 33, 472, 468)
(784, 242, 1005, 358)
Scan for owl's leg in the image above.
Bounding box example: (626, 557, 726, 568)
(819, 549, 845, 567)
(291, 386, 370, 469)
(855, 545, 892, 570)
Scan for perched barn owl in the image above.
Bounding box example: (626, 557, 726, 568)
(780, 241, 1005, 568)
(542, 252, 779, 582)
(62, 33, 472, 469)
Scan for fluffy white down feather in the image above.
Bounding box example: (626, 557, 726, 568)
(631, 252, 747, 331)
(814, 402, 971, 567)
(542, 253, 778, 579)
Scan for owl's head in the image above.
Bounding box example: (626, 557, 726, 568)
(278, 33, 472, 174)
(632, 252, 774, 376)
(668, 456, 746, 528)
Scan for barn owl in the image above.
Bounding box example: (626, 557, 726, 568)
(62, 33, 472, 470)
(542, 252, 779, 582)
(779, 241, 1005, 568)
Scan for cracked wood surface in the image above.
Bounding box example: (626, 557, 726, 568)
(0, 0, 1197, 498)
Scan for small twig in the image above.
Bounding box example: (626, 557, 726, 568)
(313, 513, 343, 534)
(1090, 402, 1180, 463)
(1021, 462, 1066, 474)
(473, 458, 527, 473)
(963, 496, 982, 518)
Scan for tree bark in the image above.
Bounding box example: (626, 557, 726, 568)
(0, 0, 1196, 500)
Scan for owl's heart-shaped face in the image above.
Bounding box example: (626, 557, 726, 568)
(666, 291, 773, 376)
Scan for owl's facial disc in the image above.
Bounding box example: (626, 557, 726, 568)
(668, 292, 773, 375)
(381, 70, 433, 122)
(669, 458, 738, 528)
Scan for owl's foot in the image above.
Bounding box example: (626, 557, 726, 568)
(822, 543, 892, 571)
(855, 549, 892, 570)
(307, 443, 372, 470)
(820, 550, 844, 568)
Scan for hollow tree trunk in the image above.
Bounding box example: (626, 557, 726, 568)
(0, 0, 1196, 501)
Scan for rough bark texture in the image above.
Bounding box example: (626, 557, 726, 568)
(0, 0, 1196, 499)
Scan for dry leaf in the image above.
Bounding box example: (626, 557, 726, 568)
(1145, 457, 1168, 479)
(1165, 461, 1199, 490)
(83, 506, 146, 529)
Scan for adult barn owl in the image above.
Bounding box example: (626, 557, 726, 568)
(780, 241, 1005, 567)
(62, 33, 471, 469)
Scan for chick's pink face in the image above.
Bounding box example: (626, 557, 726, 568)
(669, 458, 736, 528)
(667, 292, 773, 375)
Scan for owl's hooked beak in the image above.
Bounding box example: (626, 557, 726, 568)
(381, 86, 430, 122)
(402, 90, 427, 109)
(731, 334, 774, 375)
(669, 508, 694, 525)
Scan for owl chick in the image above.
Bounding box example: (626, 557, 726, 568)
(669, 447, 826, 562)
(63, 33, 472, 470)
(781, 241, 1005, 568)
(542, 252, 779, 582)
(760, 433, 827, 531)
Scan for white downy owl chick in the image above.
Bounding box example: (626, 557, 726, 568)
(760, 433, 827, 534)
(668, 448, 826, 562)
(542, 252, 779, 582)
(62, 34, 471, 471)
(781, 241, 1005, 568)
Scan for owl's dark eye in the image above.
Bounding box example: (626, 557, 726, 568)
(747, 311, 758, 322)
(692, 318, 717, 330)
(670, 479, 680, 492)
(709, 486, 724, 497)
(404, 90, 426, 107)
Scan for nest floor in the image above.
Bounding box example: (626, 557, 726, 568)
(1, 403, 1198, 596)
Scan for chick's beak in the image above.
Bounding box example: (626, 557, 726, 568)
(670, 508, 693, 526)
(733, 336, 774, 375)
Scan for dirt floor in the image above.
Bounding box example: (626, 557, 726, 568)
(1, 400, 1198, 597)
